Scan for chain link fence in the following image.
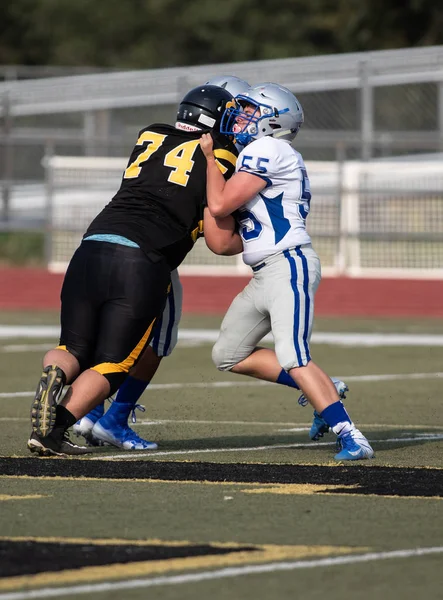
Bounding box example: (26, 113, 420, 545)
(1, 47, 443, 274)
(44, 154, 443, 277)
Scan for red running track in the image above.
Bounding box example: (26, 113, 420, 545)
(0, 268, 443, 317)
(0, 268, 441, 317)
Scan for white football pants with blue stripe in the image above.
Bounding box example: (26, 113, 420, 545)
(212, 245, 321, 371)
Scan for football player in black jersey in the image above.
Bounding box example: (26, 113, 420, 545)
(28, 84, 243, 456)
(72, 76, 251, 452)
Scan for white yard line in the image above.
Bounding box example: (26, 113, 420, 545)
(2, 326, 443, 346)
(135, 420, 443, 430)
(0, 326, 60, 339)
(0, 417, 442, 434)
(1, 371, 443, 400)
(0, 546, 441, 600)
(138, 419, 308, 427)
(1, 344, 54, 353)
(93, 441, 337, 460)
(93, 433, 443, 461)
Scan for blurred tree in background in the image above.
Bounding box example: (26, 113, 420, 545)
(1, 0, 442, 68)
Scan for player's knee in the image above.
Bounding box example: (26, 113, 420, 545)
(212, 342, 236, 371)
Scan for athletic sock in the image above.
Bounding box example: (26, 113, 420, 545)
(55, 405, 77, 428)
(320, 400, 354, 435)
(114, 376, 149, 405)
(49, 405, 77, 442)
(276, 369, 300, 390)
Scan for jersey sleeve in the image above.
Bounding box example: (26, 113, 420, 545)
(212, 135, 238, 181)
(237, 138, 279, 188)
(213, 149, 237, 181)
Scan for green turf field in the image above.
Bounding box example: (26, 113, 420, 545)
(0, 312, 442, 600)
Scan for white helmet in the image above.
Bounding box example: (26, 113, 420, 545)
(221, 82, 304, 146)
(205, 75, 250, 99)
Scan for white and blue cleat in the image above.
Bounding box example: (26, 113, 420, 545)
(91, 402, 157, 450)
(73, 403, 106, 446)
(334, 428, 374, 461)
(91, 421, 158, 450)
(74, 401, 157, 450)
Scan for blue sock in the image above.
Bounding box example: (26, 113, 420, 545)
(87, 402, 105, 420)
(276, 369, 300, 390)
(320, 401, 351, 428)
(114, 376, 149, 406)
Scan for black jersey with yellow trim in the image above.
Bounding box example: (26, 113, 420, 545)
(85, 124, 237, 270)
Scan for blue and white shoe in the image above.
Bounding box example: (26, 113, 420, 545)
(90, 401, 158, 451)
(73, 403, 106, 446)
(298, 378, 349, 441)
(334, 428, 374, 461)
(309, 411, 330, 441)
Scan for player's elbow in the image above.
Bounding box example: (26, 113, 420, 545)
(206, 196, 230, 218)
(208, 204, 229, 219)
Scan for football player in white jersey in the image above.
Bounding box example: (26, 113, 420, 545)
(200, 83, 374, 461)
(73, 76, 251, 451)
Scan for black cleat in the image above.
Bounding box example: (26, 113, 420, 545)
(31, 365, 65, 437)
(27, 431, 94, 457)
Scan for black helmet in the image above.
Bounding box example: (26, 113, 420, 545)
(176, 85, 236, 132)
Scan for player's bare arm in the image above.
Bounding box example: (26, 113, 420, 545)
(203, 207, 243, 256)
(200, 133, 266, 218)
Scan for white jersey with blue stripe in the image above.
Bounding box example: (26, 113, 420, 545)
(235, 136, 312, 266)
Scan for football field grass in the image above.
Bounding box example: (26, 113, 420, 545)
(0, 312, 442, 599)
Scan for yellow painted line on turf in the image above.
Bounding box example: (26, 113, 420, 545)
(0, 546, 442, 599)
(0, 475, 263, 486)
(239, 484, 443, 500)
(0, 476, 359, 491)
(0, 535, 252, 547)
(0, 540, 361, 592)
(0, 475, 226, 483)
(0, 476, 441, 499)
(242, 484, 362, 495)
(0, 477, 366, 497)
(0, 494, 50, 501)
